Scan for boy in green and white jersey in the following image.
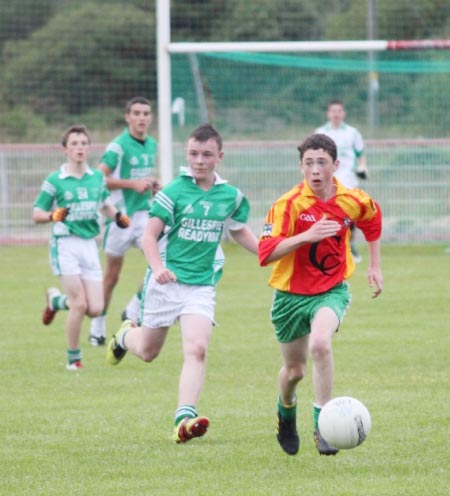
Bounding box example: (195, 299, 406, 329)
(107, 124, 258, 443)
(89, 96, 160, 345)
(33, 125, 130, 370)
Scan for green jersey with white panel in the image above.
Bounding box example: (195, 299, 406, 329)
(150, 168, 250, 286)
(102, 128, 157, 215)
(34, 164, 110, 239)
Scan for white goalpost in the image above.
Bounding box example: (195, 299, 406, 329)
(156, 0, 450, 185)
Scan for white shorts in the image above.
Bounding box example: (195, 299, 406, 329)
(102, 210, 147, 257)
(50, 236, 103, 281)
(141, 274, 216, 328)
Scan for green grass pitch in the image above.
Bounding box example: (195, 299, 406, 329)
(1, 244, 449, 495)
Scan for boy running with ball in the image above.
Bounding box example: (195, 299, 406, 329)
(258, 133, 382, 455)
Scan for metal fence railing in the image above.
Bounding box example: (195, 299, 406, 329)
(1, 139, 450, 244)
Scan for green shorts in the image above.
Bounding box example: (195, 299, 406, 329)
(270, 283, 351, 343)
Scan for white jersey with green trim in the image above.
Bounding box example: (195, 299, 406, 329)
(149, 168, 250, 286)
(315, 122, 364, 188)
(34, 164, 111, 239)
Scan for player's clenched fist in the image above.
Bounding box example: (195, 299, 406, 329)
(115, 211, 130, 229)
(50, 207, 70, 222)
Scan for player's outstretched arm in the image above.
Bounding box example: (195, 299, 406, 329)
(229, 225, 258, 254)
(367, 238, 382, 298)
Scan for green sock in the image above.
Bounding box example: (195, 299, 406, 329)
(52, 295, 68, 310)
(313, 404, 321, 430)
(67, 349, 82, 365)
(175, 405, 197, 425)
(277, 395, 297, 419)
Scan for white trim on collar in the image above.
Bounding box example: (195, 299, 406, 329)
(58, 163, 94, 179)
(179, 165, 228, 185)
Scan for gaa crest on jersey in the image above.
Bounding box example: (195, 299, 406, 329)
(261, 223, 273, 237)
(299, 213, 316, 222)
(343, 217, 351, 227)
(130, 156, 139, 166)
(76, 187, 88, 200)
(64, 191, 74, 201)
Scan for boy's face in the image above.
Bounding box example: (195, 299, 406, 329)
(64, 132, 90, 164)
(125, 103, 152, 138)
(185, 137, 223, 186)
(327, 103, 345, 127)
(300, 148, 338, 198)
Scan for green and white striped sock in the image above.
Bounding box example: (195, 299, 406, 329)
(67, 348, 82, 365)
(175, 405, 197, 425)
(52, 295, 68, 310)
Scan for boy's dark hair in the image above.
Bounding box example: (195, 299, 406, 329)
(61, 124, 90, 147)
(297, 133, 337, 162)
(327, 98, 345, 109)
(189, 123, 222, 151)
(126, 96, 152, 112)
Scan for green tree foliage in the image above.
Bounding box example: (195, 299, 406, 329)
(217, 0, 336, 41)
(1, 0, 450, 141)
(325, 0, 450, 39)
(0, 0, 54, 48)
(2, 3, 155, 117)
(171, 0, 227, 41)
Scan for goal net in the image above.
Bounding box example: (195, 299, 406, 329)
(170, 47, 450, 141)
(165, 44, 450, 244)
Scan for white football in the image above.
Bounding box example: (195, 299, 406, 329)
(318, 396, 371, 450)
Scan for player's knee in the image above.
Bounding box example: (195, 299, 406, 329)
(70, 297, 88, 315)
(140, 348, 160, 362)
(190, 341, 208, 362)
(309, 338, 332, 360)
(86, 303, 103, 318)
(287, 363, 306, 383)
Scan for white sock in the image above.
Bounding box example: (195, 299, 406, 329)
(124, 294, 141, 324)
(90, 315, 106, 338)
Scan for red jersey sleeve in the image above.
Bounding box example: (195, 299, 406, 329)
(356, 199, 382, 242)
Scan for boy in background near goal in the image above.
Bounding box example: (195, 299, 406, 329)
(33, 125, 130, 370)
(106, 124, 258, 443)
(315, 99, 368, 263)
(258, 133, 382, 456)
(89, 96, 160, 346)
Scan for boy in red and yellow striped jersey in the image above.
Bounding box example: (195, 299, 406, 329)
(258, 133, 382, 456)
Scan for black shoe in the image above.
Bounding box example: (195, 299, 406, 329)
(276, 413, 299, 455)
(314, 429, 339, 456)
(88, 334, 106, 347)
